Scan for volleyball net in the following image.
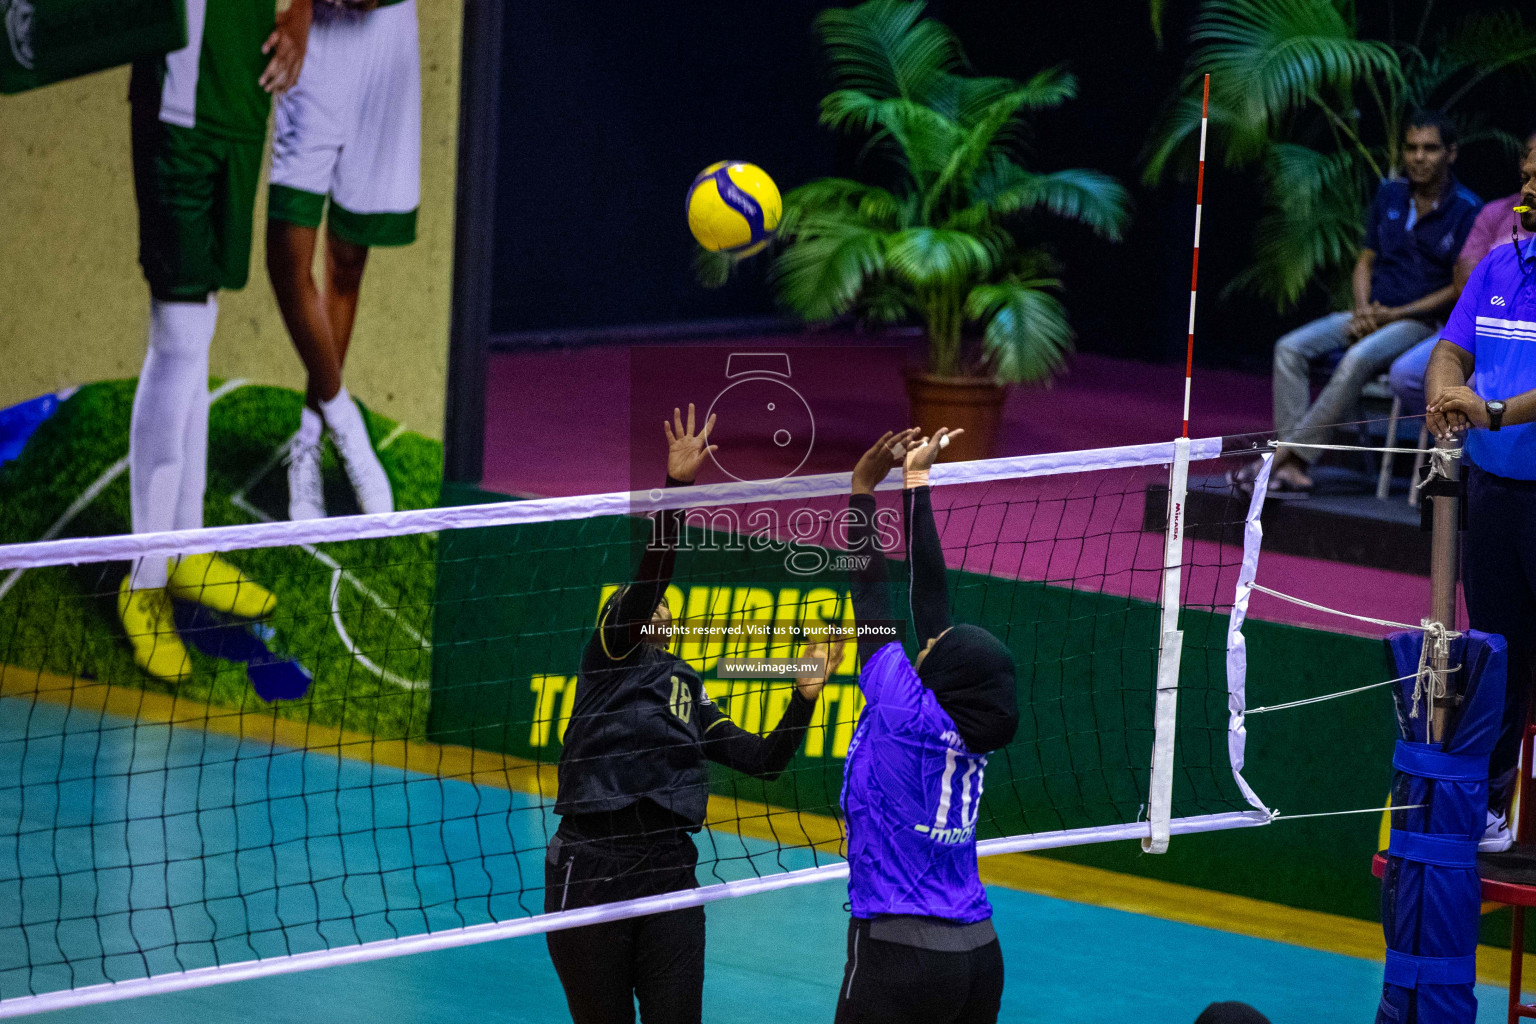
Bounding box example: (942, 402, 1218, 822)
(0, 435, 1273, 1015)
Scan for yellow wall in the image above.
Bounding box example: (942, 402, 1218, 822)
(0, 3, 461, 440)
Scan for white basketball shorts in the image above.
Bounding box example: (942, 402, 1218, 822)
(268, 0, 421, 246)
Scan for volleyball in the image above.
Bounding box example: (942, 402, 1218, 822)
(686, 161, 782, 256)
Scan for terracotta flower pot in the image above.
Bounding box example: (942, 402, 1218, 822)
(904, 371, 1008, 462)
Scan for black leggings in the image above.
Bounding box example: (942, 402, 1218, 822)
(834, 918, 1004, 1024)
(544, 823, 705, 1024)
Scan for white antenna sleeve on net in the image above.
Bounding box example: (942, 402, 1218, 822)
(1225, 453, 1274, 815)
(1143, 437, 1190, 854)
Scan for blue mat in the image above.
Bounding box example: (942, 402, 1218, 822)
(0, 696, 1516, 1023)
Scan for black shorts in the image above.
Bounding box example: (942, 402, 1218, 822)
(835, 917, 1004, 1024)
(544, 821, 705, 1024)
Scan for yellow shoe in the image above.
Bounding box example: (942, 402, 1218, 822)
(167, 553, 277, 619)
(118, 577, 193, 683)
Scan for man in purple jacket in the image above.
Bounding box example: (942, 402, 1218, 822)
(835, 428, 1020, 1024)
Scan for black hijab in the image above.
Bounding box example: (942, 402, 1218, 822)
(916, 624, 1019, 753)
(1194, 1003, 1270, 1024)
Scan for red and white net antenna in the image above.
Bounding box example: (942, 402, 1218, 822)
(1182, 73, 1211, 439)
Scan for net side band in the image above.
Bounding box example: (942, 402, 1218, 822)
(0, 437, 1224, 571)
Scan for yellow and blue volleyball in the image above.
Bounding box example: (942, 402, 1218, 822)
(686, 161, 782, 256)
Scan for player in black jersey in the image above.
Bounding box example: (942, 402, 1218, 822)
(545, 404, 838, 1024)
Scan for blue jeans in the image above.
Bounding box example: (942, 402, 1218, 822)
(1272, 312, 1437, 464)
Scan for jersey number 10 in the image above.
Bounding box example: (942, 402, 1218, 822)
(932, 748, 984, 831)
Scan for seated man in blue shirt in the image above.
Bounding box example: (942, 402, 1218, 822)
(1426, 153, 1536, 852)
(1261, 112, 1480, 494)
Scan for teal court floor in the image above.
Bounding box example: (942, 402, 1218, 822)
(0, 695, 1516, 1024)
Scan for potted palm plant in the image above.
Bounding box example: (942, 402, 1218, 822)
(707, 0, 1129, 461)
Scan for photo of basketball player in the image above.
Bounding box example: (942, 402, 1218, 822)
(119, 0, 312, 682)
(265, 0, 421, 520)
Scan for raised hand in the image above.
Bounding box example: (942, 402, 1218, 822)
(795, 638, 846, 700)
(852, 428, 919, 496)
(904, 428, 964, 475)
(664, 403, 718, 484)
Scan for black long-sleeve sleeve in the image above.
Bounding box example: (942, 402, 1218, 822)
(589, 475, 688, 666)
(903, 486, 951, 644)
(698, 691, 817, 779)
(847, 493, 893, 667)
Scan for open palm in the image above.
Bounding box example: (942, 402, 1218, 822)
(664, 404, 717, 484)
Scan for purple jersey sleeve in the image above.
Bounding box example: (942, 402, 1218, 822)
(1441, 258, 1489, 357)
(858, 641, 918, 709)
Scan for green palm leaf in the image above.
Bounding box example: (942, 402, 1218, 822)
(928, 87, 1039, 203)
(1192, 0, 1399, 135)
(1235, 177, 1363, 309)
(1441, 12, 1536, 78)
(1011, 66, 1079, 112)
(1265, 142, 1360, 203)
(1151, 0, 1168, 47)
(815, 0, 960, 104)
(963, 160, 1130, 241)
(772, 212, 889, 321)
(884, 228, 994, 291)
(694, 248, 739, 289)
(925, 74, 1016, 125)
(820, 90, 964, 186)
(966, 279, 1074, 384)
(858, 277, 913, 324)
(1437, 12, 1536, 110)
(783, 178, 905, 233)
(1143, 92, 1263, 182)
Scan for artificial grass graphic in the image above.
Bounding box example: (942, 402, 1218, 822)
(0, 380, 443, 740)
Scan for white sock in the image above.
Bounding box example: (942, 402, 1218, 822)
(129, 295, 218, 590)
(320, 385, 368, 447)
(297, 405, 323, 447)
(173, 299, 214, 533)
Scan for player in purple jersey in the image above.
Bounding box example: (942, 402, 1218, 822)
(833, 428, 1020, 1024)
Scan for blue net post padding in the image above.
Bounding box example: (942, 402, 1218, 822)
(1377, 630, 1506, 1024)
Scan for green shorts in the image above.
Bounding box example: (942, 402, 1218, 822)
(131, 103, 264, 302)
(268, 186, 418, 248)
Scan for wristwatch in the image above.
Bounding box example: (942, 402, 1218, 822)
(1487, 400, 1506, 431)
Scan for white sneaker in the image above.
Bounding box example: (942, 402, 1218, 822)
(286, 437, 326, 520)
(1481, 809, 1515, 853)
(330, 425, 394, 515)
